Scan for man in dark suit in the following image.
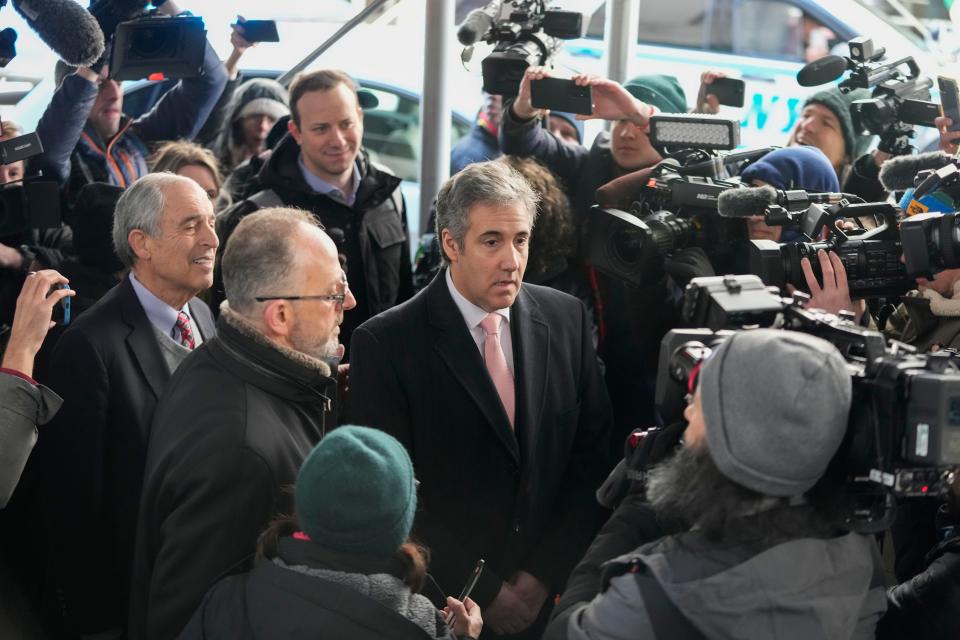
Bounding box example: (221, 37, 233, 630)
(349, 160, 613, 638)
(39, 173, 217, 638)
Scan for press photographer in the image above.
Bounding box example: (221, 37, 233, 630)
(544, 328, 887, 639)
(30, 0, 228, 202)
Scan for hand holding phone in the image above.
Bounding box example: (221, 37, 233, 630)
(706, 77, 745, 108)
(530, 78, 593, 116)
(938, 76, 960, 133)
(233, 19, 279, 43)
(445, 559, 485, 627)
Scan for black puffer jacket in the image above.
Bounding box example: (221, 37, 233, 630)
(878, 508, 960, 640)
(215, 133, 413, 356)
(129, 305, 337, 640)
(180, 536, 472, 640)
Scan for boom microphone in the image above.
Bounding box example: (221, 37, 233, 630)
(878, 151, 955, 191)
(11, 0, 105, 67)
(718, 185, 844, 218)
(796, 54, 848, 87)
(457, 3, 499, 46)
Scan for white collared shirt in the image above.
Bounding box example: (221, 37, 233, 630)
(445, 269, 514, 375)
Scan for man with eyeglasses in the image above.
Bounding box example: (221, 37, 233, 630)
(129, 207, 355, 640)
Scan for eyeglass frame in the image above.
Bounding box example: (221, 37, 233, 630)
(254, 292, 349, 306)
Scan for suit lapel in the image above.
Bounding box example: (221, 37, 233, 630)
(512, 287, 549, 461)
(427, 274, 521, 463)
(118, 278, 169, 399)
(189, 298, 216, 340)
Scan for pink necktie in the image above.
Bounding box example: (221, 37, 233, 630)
(175, 311, 196, 350)
(480, 313, 514, 428)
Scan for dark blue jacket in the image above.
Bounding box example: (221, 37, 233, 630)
(450, 124, 500, 174)
(32, 41, 227, 197)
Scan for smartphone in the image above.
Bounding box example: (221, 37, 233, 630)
(707, 77, 745, 108)
(445, 559, 485, 627)
(530, 78, 592, 116)
(51, 283, 71, 326)
(236, 19, 280, 43)
(938, 76, 960, 132)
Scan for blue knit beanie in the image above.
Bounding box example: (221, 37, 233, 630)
(295, 425, 417, 557)
(549, 111, 585, 143)
(741, 146, 840, 193)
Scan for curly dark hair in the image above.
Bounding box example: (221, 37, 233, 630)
(498, 155, 576, 278)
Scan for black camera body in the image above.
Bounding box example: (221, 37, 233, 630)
(749, 200, 913, 299)
(470, 0, 582, 96)
(0, 130, 61, 237)
(110, 15, 206, 81)
(584, 158, 748, 288)
(656, 275, 959, 530)
(799, 37, 938, 155)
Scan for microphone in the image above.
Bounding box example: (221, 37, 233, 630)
(11, 0, 105, 67)
(717, 185, 844, 218)
(878, 151, 956, 191)
(457, 3, 499, 46)
(796, 54, 848, 87)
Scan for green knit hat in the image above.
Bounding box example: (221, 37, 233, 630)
(623, 74, 687, 114)
(295, 425, 417, 557)
(803, 86, 875, 159)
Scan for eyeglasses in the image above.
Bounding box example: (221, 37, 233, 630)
(255, 289, 350, 308)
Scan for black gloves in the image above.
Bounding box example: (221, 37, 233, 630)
(663, 247, 715, 289)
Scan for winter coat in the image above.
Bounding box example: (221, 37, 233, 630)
(31, 40, 227, 198)
(878, 507, 960, 640)
(0, 371, 61, 509)
(129, 305, 337, 640)
(215, 133, 413, 355)
(450, 124, 501, 174)
(549, 511, 887, 640)
(884, 283, 960, 353)
(180, 536, 471, 640)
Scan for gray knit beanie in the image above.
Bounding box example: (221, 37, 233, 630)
(699, 329, 851, 497)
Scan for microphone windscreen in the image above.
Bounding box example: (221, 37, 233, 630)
(12, 0, 104, 67)
(595, 167, 654, 209)
(878, 151, 955, 191)
(796, 55, 847, 87)
(717, 185, 777, 218)
(457, 8, 495, 46)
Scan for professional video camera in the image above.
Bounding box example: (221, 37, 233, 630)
(89, 0, 207, 80)
(584, 116, 770, 288)
(657, 274, 959, 531)
(798, 37, 939, 155)
(745, 196, 913, 298)
(455, 0, 583, 96)
(0, 131, 60, 237)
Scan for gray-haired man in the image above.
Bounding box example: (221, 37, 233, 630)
(349, 160, 612, 638)
(130, 207, 354, 640)
(39, 172, 218, 637)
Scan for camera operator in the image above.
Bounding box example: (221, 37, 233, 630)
(30, 0, 228, 202)
(786, 86, 894, 203)
(501, 67, 687, 451)
(544, 329, 887, 639)
(0, 120, 74, 330)
(877, 473, 960, 640)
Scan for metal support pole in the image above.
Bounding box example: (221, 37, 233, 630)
(604, 0, 638, 84)
(419, 0, 452, 235)
(277, 0, 391, 86)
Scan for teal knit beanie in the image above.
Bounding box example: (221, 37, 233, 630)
(295, 425, 417, 557)
(803, 86, 875, 159)
(623, 75, 688, 114)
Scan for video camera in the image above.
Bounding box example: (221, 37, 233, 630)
(89, 0, 206, 81)
(798, 37, 939, 155)
(657, 274, 959, 531)
(0, 131, 60, 237)
(584, 118, 768, 288)
(747, 198, 913, 298)
(456, 0, 583, 97)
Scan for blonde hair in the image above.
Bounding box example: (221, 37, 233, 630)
(150, 140, 223, 194)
